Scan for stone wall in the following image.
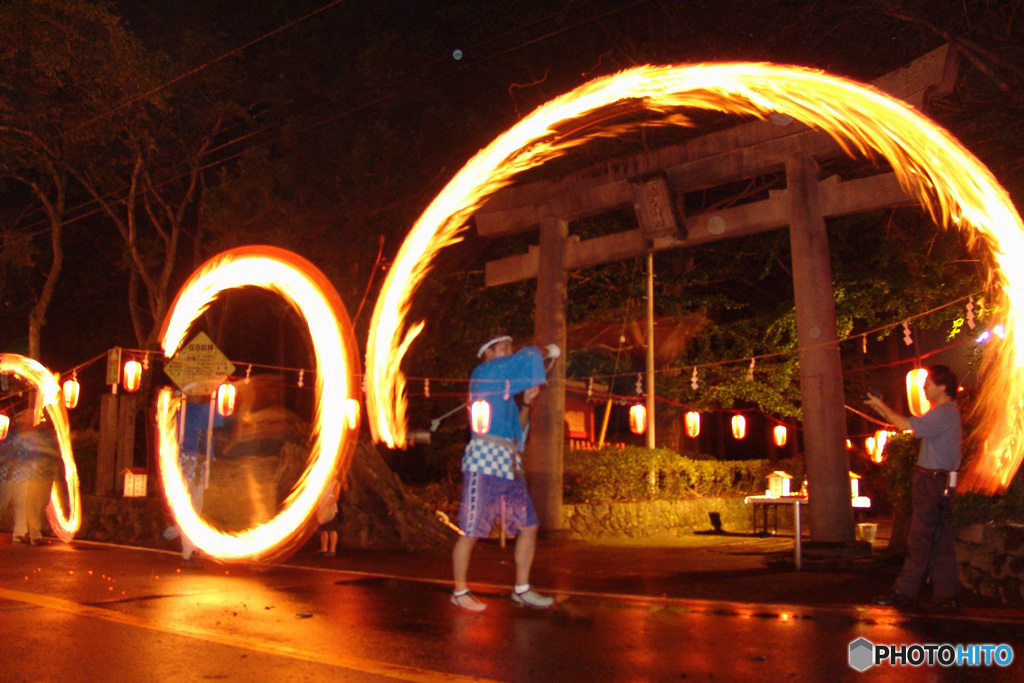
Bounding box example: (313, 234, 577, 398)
(79, 494, 175, 548)
(31, 441, 452, 552)
(955, 522, 1024, 606)
(562, 496, 755, 538)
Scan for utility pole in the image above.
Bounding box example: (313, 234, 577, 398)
(646, 251, 656, 448)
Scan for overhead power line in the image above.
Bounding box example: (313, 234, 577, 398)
(10, 0, 652, 243)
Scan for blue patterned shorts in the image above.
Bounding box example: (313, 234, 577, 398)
(457, 470, 539, 539)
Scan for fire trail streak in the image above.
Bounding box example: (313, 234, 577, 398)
(365, 62, 1024, 494)
(0, 354, 80, 542)
(158, 246, 360, 564)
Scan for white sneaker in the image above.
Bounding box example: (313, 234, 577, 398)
(451, 591, 487, 612)
(511, 588, 553, 609)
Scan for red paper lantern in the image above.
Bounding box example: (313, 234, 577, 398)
(216, 383, 236, 417)
(731, 414, 746, 440)
(684, 411, 701, 438)
(773, 424, 788, 448)
(344, 398, 360, 430)
(629, 403, 647, 435)
(122, 360, 142, 393)
(906, 368, 931, 417)
(0, 414, 8, 440)
(471, 399, 491, 434)
(62, 375, 81, 409)
(866, 429, 890, 463)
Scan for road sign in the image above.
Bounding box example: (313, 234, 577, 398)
(163, 331, 236, 394)
(105, 347, 122, 386)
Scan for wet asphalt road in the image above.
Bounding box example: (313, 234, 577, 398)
(2, 536, 1023, 682)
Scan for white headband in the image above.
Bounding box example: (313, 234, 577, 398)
(477, 335, 512, 358)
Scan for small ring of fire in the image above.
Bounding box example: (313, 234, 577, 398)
(0, 354, 80, 542)
(158, 246, 360, 563)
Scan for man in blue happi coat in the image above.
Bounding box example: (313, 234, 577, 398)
(450, 334, 559, 611)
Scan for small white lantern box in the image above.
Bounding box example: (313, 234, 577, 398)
(767, 471, 793, 497)
(122, 468, 148, 498)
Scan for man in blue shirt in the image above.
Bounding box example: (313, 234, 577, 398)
(865, 364, 962, 610)
(451, 335, 557, 611)
(162, 387, 224, 561)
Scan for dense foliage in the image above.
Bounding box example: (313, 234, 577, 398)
(2, 0, 1022, 486)
(880, 432, 918, 515)
(563, 446, 776, 503)
(882, 431, 1024, 527)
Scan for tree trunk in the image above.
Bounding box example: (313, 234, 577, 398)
(28, 191, 65, 361)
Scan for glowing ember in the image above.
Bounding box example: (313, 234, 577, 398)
(366, 62, 1024, 492)
(158, 246, 360, 563)
(0, 354, 80, 542)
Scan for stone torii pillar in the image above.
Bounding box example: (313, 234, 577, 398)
(527, 215, 569, 532)
(786, 154, 854, 543)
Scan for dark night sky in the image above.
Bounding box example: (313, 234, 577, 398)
(6, 1, 1021, 399)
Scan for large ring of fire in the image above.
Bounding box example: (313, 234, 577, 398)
(366, 62, 1024, 494)
(0, 354, 80, 542)
(158, 246, 360, 563)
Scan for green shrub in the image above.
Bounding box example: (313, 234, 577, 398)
(563, 446, 775, 503)
(882, 431, 1024, 528)
(880, 432, 917, 514)
(952, 474, 1024, 528)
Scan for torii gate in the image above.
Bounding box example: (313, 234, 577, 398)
(471, 45, 959, 544)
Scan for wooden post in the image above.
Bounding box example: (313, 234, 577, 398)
(115, 393, 139, 495)
(786, 154, 854, 543)
(528, 215, 568, 532)
(645, 251, 656, 448)
(95, 393, 119, 495)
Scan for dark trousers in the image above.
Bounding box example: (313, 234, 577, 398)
(895, 470, 959, 600)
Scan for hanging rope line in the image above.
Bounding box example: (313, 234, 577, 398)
(22, 287, 987, 433)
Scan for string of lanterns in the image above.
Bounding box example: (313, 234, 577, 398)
(534, 289, 986, 389)
(2, 350, 328, 433)
(4, 290, 981, 449)
(372, 289, 990, 419)
(3, 343, 946, 452)
(629, 373, 646, 435)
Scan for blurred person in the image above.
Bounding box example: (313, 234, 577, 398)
(163, 388, 221, 561)
(2, 412, 60, 545)
(450, 335, 558, 612)
(316, 475, 342, 557)
(864, 364, 962, 610)
(0, 426, 16, 537)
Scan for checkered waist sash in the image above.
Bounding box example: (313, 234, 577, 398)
(462, 435, 523, 481)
